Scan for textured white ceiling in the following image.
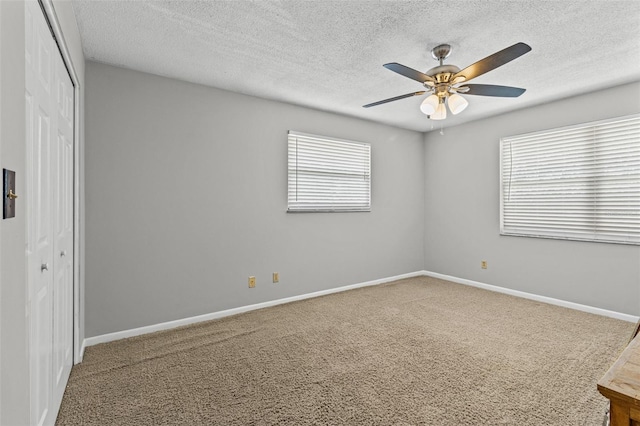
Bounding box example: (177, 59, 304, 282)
(72, 0, 640, 132)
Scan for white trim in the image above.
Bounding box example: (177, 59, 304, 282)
(82, 271, 424, 349)
(422, 270, 639, 323)
(79, 338, 87, 359)
(499, 136, 505, 235)
(0, 4, 3, 421)
(504, 112, 640, 140)
(39, 0, 83, 364)
(82, 269, 638, 352)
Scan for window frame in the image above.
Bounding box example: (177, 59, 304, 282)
(287, 130, 372, 213)
(499, 113, 640, 245)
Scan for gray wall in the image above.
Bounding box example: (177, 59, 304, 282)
(0, 1, 85, 424)
(0, 3, 28, 423)
(424, 81, 640, 315)
(85, 62, 425, 338)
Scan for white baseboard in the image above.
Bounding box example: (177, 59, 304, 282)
(82, 270, 425, 351)
(78, 339, 87, 363)
(81, 269, 638, 356)
(422, 270, 639, 323)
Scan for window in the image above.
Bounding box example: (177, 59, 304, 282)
(500, 114, 640, 245)
(288, 131, 371, 212)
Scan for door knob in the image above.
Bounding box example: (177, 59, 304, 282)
(41, 263, 49, 272)
(60, 250, 66, 257)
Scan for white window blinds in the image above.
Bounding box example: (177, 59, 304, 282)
(288, 131, 371, 212)
(500, 114, 640, 245)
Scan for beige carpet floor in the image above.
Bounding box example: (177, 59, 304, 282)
(57, 276, 632, 425)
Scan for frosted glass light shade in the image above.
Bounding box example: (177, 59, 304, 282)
(431, 102, 447, 120)
(420, 95, 439, 115)
(448, 93, 469, 115)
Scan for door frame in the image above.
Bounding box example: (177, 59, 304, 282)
(37, 0, 83, 364)
(0, 4, 3, 422)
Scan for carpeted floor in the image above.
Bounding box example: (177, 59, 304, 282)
(57, 276, 632, 425)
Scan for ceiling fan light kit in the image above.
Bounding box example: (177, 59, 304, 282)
(431, 100, 447, 120)
(448, 93, 469, 115)
(420, 94, 439, 115)
(364, 42, 532, 121)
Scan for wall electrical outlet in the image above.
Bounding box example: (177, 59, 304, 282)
(481, 261, 488, 269)
(248, 276, 256, 288)
(273, 272, 279, 283)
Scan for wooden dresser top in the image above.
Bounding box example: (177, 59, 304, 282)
(599, 332, 640, 406)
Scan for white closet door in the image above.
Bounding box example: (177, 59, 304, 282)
(51, 39, 74, 413)
(26, 1, 55, 424)
(25, 1, 74, 425)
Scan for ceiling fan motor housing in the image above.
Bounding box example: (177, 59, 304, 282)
(426, 64, 461, 83)
(425, 65, 462, 98)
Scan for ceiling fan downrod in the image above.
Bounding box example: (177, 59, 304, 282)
(431, 44, 452, 66)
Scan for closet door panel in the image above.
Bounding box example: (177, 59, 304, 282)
(25, 1, 75, 424)
(51, 36, 75, 414)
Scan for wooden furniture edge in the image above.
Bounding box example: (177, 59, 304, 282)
(599, 331, 640, 405)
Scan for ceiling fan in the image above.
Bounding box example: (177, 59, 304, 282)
(363, 42, 532, 120)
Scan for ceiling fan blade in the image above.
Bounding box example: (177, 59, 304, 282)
(383, 63, 435, 84)
(460, 84, 526, 97)
(454, 42, 531, 82)
(363, 91, 426, 108)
